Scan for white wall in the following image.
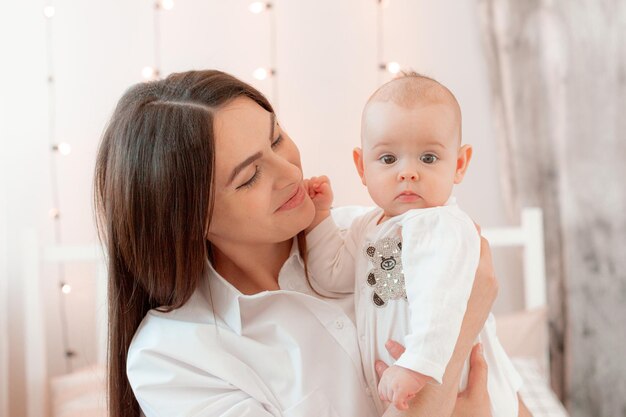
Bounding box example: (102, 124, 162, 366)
(1, 0, 521, 413)
(1, 133, 9, 417)
(1, 2, 49, 415)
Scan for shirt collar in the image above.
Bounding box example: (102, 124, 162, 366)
(198, 237, 304, 335)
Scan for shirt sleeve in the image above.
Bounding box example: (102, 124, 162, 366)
(394, 208, 481, 384)
(305, 214, 360, 294)
(128, 345, 277, 417)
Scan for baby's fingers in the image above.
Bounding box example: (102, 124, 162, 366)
(316, 175, 330, 185)
(316, 182, 332, 197)
(302, 179, 315, 198)
(392, 390, 410, 411)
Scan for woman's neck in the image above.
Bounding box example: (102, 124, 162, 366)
(211, 239, 293, 295)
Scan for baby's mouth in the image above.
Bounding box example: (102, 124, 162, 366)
(395, 191, 422, 202)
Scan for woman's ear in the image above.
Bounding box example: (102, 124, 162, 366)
(353, 147, 367, 186)
(454, 144, 473, 184)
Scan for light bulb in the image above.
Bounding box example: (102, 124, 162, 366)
(142, 66, 157, 80)
(43, 6, 55, 18)
(386, 61, 401, 74)
(253, 68, 269, 80)
(161, 0, 174, 10)
(49, 208, 60, 219)
(249, 2, 269, 14)
(61, 284, 72, 294)
(57, 142, 71, 155)
(52, 142, 71, 155)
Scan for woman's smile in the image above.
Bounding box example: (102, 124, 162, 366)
(276, 183, 306, 211)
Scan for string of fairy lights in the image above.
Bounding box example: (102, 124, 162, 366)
(42, 0, 401, 372)
(140, 1, 401, 107)
(377, 0, 402, 83)
(141, 1, 281, 110)
(43, 1, 74, 373)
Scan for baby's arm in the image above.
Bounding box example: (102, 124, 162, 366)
(303, 175, 359, 294)
(392, 209, 481, 398)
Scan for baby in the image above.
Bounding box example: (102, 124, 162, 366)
(304, 73, 522, 416)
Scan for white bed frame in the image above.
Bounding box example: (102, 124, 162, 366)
(21, 207, 546, 417)
(21, 233, 107, 417)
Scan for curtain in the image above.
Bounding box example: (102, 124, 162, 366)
(476, 0, 626, 415)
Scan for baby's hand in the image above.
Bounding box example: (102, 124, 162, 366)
(378, 365, 428, 411)
(304, 175, 333, 211)
(304, 175, 333, 233)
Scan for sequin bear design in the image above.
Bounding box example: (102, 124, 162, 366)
(364, 236, 407, 307)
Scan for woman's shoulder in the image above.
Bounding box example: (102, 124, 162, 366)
(128, 289, 230, 361)
(125, 289, 280, 415)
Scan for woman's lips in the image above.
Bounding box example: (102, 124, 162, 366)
(277, 185, 306, 211)
(395, 191, 422, 203)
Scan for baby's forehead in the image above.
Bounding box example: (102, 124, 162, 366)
(364, 76, 459, 115)
(361, 75, 461, 145)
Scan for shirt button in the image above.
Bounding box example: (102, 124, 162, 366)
(365, 387, 372, 397)
(334, 319, 344, 329)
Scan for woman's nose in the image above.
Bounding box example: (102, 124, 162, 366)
(273, 153, 302, 189)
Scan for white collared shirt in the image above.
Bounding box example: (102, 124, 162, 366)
(126, 240, 379, 417)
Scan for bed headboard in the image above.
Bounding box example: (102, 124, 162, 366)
(21, 231, 107, 417)
(21, 207, 547, 417)
(481, 208, 546, 310)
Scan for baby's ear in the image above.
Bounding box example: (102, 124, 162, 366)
(353, 147, 366, 186)
(454, 144, 473, 184)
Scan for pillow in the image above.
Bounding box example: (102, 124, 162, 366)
(495, 307, 549, 376)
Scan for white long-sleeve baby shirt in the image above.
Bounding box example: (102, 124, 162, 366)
(306, 199, 521, 416)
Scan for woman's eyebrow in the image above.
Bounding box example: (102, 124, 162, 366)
(227, 152, 262, 186)
(226, 113, 276, 186)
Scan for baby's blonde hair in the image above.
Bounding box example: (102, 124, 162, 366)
(362, 71, 462, 141)
(366, 71, 459, 109)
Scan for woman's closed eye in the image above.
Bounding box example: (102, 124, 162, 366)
(236, 135, 283, 190)
(237, 166, 262, 189)
(271, 133, 283, 148)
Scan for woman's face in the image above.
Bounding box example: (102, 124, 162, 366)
(207, 97, 315, 250)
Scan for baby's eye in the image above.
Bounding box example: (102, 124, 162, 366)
(420, 153, 438, 164)
(379, 154, 397, 164)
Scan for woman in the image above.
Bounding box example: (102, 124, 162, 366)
(94, 70, 499, 417)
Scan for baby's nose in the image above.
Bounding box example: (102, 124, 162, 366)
(398, 171, 418, 181)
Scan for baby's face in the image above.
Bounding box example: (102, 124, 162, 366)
(357, 100, 468, 218)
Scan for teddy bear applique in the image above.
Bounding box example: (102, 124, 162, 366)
(363, 236, 408, 307)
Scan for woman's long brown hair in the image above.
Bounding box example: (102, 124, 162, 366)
(93, 70, 275, 417)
